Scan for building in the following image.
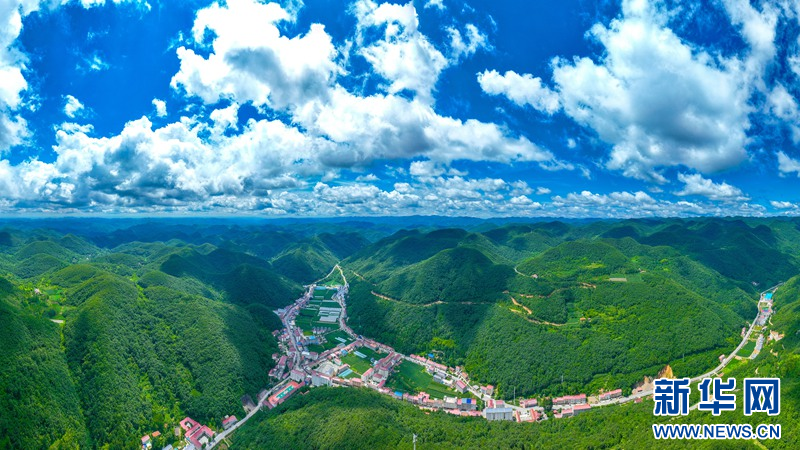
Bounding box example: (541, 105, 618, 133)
(443, 396, 458, 409)
(553, 393, 586, 406)
(268, 380, 303, 407)
(222, 415, 238, 430)
(514, 408, 541, 423)
(599, 389, 623, 401)
(290, 368, 306, 383)
(180, 417, 215, 449)
(484, 407, 514, 421)
(141, 435, 151, 450)
(480, 385, 495, 397)
(573, 404, 592, 415)
(457, 398, 477, 411)
(455, 380, 468, 393)
(311, 371, 332, 387)
(519, 398, 538, 408)
(186, 425, 214, 449)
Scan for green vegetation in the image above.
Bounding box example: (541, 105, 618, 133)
(385, 361, 463, 399)
(2, 217, 800, 448)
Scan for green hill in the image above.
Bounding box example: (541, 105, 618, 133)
(160, 248, 301, 308)
(13, 254, 69, 279)
(378, 247, 513, 304)
(0, 280, 88, 449)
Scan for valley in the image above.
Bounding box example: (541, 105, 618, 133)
(0, 217, 799, 449)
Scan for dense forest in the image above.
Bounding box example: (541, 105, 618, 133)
(1, 217, 799, 448)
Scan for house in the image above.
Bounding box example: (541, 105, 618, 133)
(179, 417, 200, 432)
(141, 435, 151, 449)
(455, 380, 468, 393)
(480, 385, 495, 397)
(599, 389, 623, 401)
(573, 404, 592, 415)
(290, 368, 306, 383)
(186, 425, 215, 449)
(552, 394, 586, 406)
(312, 371, 332, 387)
(457, 398, 477, 411)
(180, 417, 215, 449)
(484, 407, 514, 421)
(514, 408, 541, 422)
(443, 396, 458, 409)
(519, 398, 538, 408)
(222, 415, 238, 430)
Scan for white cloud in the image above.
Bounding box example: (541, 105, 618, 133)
(770, 200, 798, 210)
(720, 0, 778, 73)
(551, 0, 753, 182)
(170, 0, 553, 170)
(355, 173, 379, 181)
(63, 95, 84, 118)
(314, 182, 381, 204)
(354, 0, 447, 102)
(675, 173, 748, 201)
(409, 160, 445, 178)
(536, 186, 551, 195)
(151, 98, 167, 117)
(0, 0, 145, 152)
(171, 0, 339, 110)
(477, 69, 560, 114)
(767, 84, 800, 141)
(777, 151, 800, 176)
(424, 0, 444, 10)
(447, 24, 489, 60)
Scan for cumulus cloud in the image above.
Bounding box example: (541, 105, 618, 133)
(0, 0, 145, 152)
(151, 98, 167, 117)
(447, 24, 489, 60)
(354, 0, 448, 102)
(424, 0, 444, 10)
(550, 188, 763, 218)
(477, 70, 560, 114)
(777, 151, 800, 176)
(675, 173, 748, 201)
(770, 200, 798, 210)
(63, 95, 84, 118)
(171, 0, 339, 110)
(551, 0, 753, 182)
(171, 0, 558, 169)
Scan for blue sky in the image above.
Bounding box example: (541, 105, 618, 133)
(1, 0, 800, 217)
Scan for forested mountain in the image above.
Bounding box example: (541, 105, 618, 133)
(343, 218, 798, 398)
(0, 223, 363, 449)
(1, 217, 799, 448)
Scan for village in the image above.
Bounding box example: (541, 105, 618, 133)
(142, 272, 781, 450)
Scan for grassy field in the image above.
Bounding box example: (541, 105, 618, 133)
(741, 339, 757, 356)
(385, 361, 463, 399)
(325, 329, 352, 345)
(341, 352, 374, 375)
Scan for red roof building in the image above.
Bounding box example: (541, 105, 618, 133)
(180, 417, 215, 449)
(553, 393, 587, 406)
(222, 415, 238, 430)
(599, 389, 623, 401)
